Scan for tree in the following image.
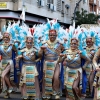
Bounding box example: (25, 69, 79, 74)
(72, 8, 100, 27)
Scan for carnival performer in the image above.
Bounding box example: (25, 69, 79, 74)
(35, 18, 67, 100)
(93, 48, 100, 100)
(39, 28, 64, 99)
(15, 32, 41, 100)
(0, 31, 18, 98)
(84, 28, 99, 97)
(62, 27, 90, 100)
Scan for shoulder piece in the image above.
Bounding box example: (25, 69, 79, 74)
(65, 49, 69, 52)
(33, 47, 38, 52)
(86, 46, 95, 52)
(42, 41, 47, 45)
(20, 47, 27, 53)
(64, 49, 70, 54)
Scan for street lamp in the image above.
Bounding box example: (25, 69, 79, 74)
(73, 0, 82, 27)
(93, 0, 94, 14)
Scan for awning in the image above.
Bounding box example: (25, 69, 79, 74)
(0, 11, 46, 23)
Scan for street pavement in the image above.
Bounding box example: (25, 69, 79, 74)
(0, 93, 93, 100)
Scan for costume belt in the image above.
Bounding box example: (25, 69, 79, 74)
(44, 56, 58, 61)
(67, 64, 81, 69)
(23, 61, 36, 64)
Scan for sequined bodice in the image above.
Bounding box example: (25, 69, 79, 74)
(44, 40, 61, 61)
(21, 48, 36, 63)
(0, 44, 13, 59)
(86, 46, 95, 60)
(65, 49, 81, 68)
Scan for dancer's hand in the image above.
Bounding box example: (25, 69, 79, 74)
(59, 53, 65, 57)
(91, 70, 95, 72)
(30, 52, 34, 56)
(15, 63, 19, 68)
(78, 50, 82, 54)
(41, 46, 46, 50)
(96, 67, 100, 71)
(16, 55, 22, 59)
(63, 61, 67, 66)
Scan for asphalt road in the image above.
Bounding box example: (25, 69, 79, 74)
(0, 93, 93, 100)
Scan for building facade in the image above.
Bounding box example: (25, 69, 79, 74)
(0, 0, 91, 31)
(89, 0, 100, 15)
(69, 0, 89, 16)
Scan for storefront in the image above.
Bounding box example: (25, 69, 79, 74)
(0, 10, 47, 31)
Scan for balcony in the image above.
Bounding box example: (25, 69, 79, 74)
(89, 0, 97, 5)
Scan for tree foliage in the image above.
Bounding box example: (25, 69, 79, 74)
(72, 8, 100, 26)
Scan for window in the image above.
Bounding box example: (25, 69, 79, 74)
(65, 4, 70, 15)
(61, 1, 64, 16)
(94, 0, 96, 4)
(99, 0, 100, 7)
(47, 0, 53, 4)
(61, 1, 64, 12)
(57, 0, 61, 12)
(83, 0, 87, 3)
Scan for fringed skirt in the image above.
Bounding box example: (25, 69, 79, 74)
(20, 64, 38, 97)
(43, 60, 58, 95)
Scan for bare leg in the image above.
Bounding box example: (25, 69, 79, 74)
(35, 76, 41, 98)
(72, 78, 80, 99)
(53, 64, 60, 92)
(89, 72, 94, 94)
(21, 85, 24, 96)
(4, 75, 12, 88)
(52, 64, 60, 99)
(23, 84, 26, 96)
(93, 87, 97, 100)
(5, 75, 17, 93)
(1, 65, 11, 91)
(72, 72, 80, 100)
(21, 83, 26, 97)
(17, 74, 21, 88)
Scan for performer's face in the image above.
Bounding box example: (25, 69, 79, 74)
(86, 38, 93, 47)
(26, 37, 33, 49)
(3, 37, 10, 43)
(71, 39, 78, 50)
(3, 33, 10, 43)
(49, 31, 57, 42)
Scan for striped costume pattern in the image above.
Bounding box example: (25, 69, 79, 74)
(45, 62, 55, 95)
(26, 66, 36, 97)
(66, 70, 77, 100)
